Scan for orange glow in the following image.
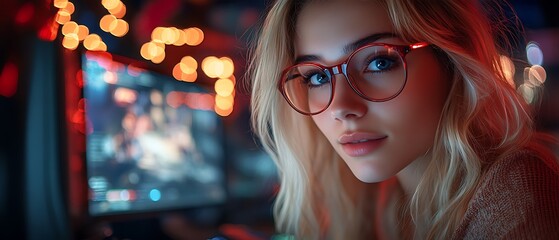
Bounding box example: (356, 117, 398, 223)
(77, 25, 89, 41)
(62, 2, 75, 14)
(184, 27, 204, 46)
(151, 51, 166, 64)
(215, 105, 233, 117)
(100, 14, 117, 32)
(218, 57, 234, 78)
(202, 56, 221, 78)
(53, 0, 69, 8)
(109, 19, 129, 37)
(114, 87, 137, 105)
(84, 34, 102, 50)
(214, 78, 234, 96)
(62, 34, 80, 50)
(0, 62, 18, 97)
(151, 27, 165, 43)
(172, 64, 197, 82)
(140, 43, 151, 60)
(173, 30, 187, 46)
(62, 21, 78, 35)
(108, 2, 126, 18)
(55, 10, 71, 24)
(161, 27, 177, 45)
(499, 55, 515, 87)
(179, 56, 197, 74)
(15, 3, 35, 25)
(101, 0, 120, 10)
(148, 41, 165, 58)
(215, 95, 234, 110)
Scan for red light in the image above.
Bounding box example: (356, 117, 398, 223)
(0, 62, 18, 97)
(38, 18, 59, 41)
(15, 3, 35, 25)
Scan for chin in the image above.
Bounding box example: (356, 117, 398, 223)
(350, 165, 394, 183)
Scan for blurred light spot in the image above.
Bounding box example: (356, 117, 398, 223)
(215, 105, 233, 117)
(218, 57, 234, 78)
(0, 62, 18, 97)
(151, 27, 165, 43)
(150, 90, 163, 106)
(172, 64, 197, 82)
(526, 42, 543, 66)
(184, 27, 204, 46)
(149, 189, 161, 201)
(84, 34, 102, 50)
(62, 34, 79, 50)
(179, 56, 197, 74)
(151, 51, 165, 64)
(101, 0, 120, 10)
(517, 84, 534, 104)
(62, 2, 75, 14)
(202, 56, 222, 78)
(215, 94, 234, 110)
(114, 87, 137, 106)
(166, 91, 182, 108)
(109, 19, 128, 37)
(38, 18, 59, 41)
(109, 3, 126, 18)
(104, 71, 118, 84)
(53, 0, 69, 8)
(100, 14, 117, 32)
(15, 3, 35, 25)
(77, 25, 89, 41)
(55, 10, 71, 24)
(61, 21, 78, 35)
(499, 55, 515, 87)
(215, 78, 234, 96)
(528, 65, 546, 86)
(127, 65, 144, 77)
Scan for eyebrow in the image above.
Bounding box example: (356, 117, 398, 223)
(294, 32, 397, 64)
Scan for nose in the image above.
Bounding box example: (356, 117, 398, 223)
(328, 74, 367, 121)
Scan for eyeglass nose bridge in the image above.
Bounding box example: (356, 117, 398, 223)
(326, 62, 369, 100)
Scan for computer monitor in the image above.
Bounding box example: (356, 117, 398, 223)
(81, 51, 227, 217)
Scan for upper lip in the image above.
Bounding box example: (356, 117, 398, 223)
(338, 132, 387, 144)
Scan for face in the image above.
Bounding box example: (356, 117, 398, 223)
(294, 0, 450, 183)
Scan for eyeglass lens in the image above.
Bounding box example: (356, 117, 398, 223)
(282, 45, 406, 114)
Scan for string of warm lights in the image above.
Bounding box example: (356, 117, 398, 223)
(51, 0, 236, 117)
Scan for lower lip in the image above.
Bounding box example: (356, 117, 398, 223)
(340, 137, 386, 157)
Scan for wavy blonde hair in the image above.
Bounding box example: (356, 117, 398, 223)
(248, 0, 553, 239)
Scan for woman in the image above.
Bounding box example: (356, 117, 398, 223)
(248, 0, 559, 239)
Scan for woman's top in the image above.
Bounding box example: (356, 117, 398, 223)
(452, 149, 559, 239)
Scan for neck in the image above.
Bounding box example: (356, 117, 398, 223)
(396, 155, 430, 197)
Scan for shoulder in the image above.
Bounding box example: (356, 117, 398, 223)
(453, 150, 559, 239)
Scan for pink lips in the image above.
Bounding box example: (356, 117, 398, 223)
(338, 132, 387, 157)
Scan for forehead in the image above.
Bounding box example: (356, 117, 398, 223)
(295, 0, 395, 61)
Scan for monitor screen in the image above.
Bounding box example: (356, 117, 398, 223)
(82, 52, 227, 217)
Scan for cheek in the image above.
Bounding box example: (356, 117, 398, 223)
(377, 61, 450, 150)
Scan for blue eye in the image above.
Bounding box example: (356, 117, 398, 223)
(367, 57, 396, 72)
(304, 71, 331, 87)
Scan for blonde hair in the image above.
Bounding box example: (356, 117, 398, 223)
(248, 0, 553, 239)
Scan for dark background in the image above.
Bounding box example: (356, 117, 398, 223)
(0, 0, 558, 239)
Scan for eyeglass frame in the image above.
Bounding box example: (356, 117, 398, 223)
(278, 42, 431, 115)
